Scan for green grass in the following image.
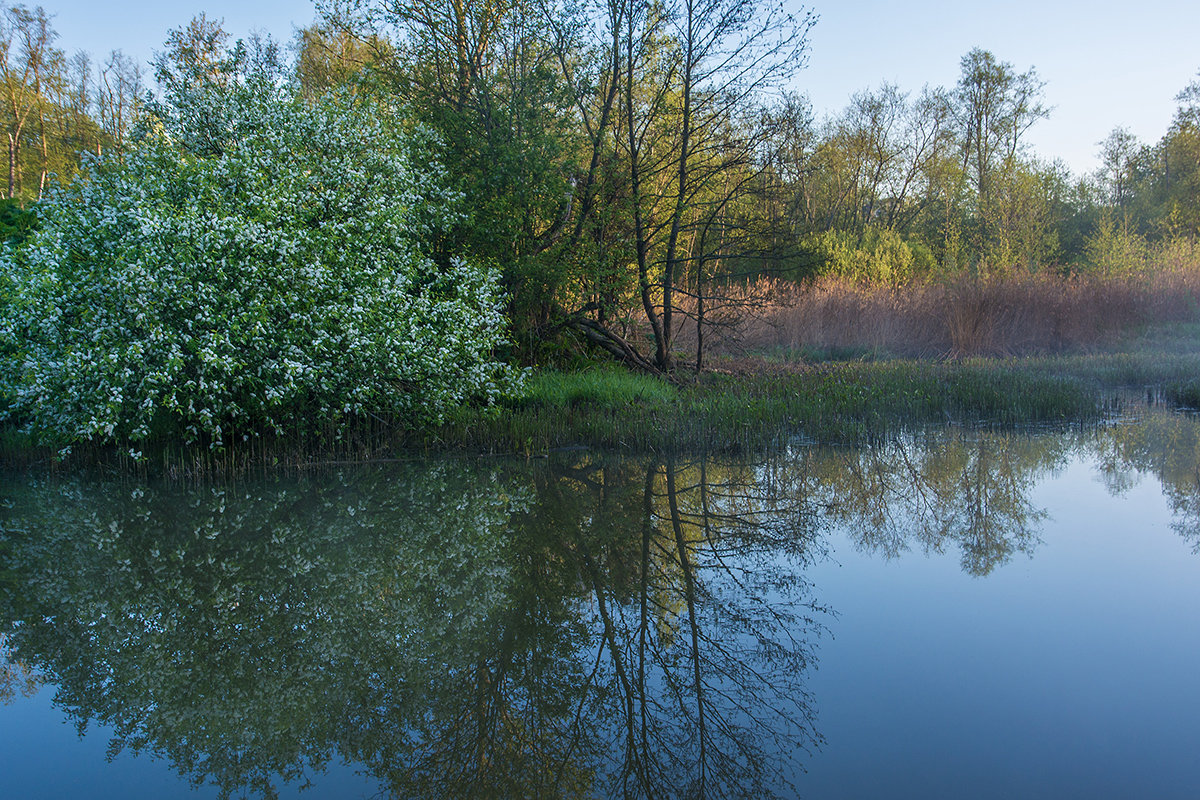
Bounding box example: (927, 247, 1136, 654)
(426, 358, 1105, 455)
(7, 351, 1200, 471)
(512, 365, 678, 409)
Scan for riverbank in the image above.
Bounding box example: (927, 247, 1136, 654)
(7, 350, 1199, 475)
(434, 352, 1200, 455)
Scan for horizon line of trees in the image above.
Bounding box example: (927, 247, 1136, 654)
(2, 0, 1199, 375)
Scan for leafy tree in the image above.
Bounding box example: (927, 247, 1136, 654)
(954, 48, 1050, 271)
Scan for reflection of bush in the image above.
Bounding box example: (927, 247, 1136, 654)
(0, 463, 536, 798)
(0, 455, 827, 799)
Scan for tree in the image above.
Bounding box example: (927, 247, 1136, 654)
(1157, 71, 1200, 236)
(0, 3, 57, 199)
(620, 0, 815, 371)
(151, 12, 236, 95)
(358, 0, 581, 355)
(1096, 126, 1140, 210)
(339, 0, 815, 371)
(296, 13, 390, 99)
(954, 48, 1049, 269)
(95, 49, 141, 152)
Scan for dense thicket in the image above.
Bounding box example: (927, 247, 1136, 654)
(302, 1, 1200, 370)
(0, 20, 517, 450)
(1, 0, 1199, 427)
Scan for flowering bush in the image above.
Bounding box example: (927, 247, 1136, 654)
(0, 80, 519, 448)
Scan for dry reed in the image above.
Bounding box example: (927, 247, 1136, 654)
(677, 264, 1200, 360)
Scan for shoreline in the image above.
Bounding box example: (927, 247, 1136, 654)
(5, 351, 1199, 476)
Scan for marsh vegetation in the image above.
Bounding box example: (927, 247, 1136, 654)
(0, 3, 1198, 459)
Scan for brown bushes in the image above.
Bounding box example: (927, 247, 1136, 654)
(674, 265, 1200, 360)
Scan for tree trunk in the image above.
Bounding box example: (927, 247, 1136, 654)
(7, 132, 15, 199)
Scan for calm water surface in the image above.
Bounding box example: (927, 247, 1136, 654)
(3, 413, 1200, 799)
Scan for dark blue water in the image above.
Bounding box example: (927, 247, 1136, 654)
(3, 414, 1199, 798)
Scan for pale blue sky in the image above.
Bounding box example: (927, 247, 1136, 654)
(29, 0, 1200, 176)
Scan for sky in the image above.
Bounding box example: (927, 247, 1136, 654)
(27, 0, 1200, 177)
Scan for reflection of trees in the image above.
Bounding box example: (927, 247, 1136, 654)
(803, 430, 1069, 575)
(0, 455, 825, 799)
(1095, 413, 1200, 552)
(544, 457, 826, 798)
(794, 413, 1200, 567)
(13, 415, 1197, 799)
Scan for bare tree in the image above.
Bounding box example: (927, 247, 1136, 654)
(96, 49, 142, 152)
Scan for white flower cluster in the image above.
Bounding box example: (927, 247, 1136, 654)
(0, 80, 519, 447)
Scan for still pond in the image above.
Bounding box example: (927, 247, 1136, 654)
(2, 412, 1200, 798)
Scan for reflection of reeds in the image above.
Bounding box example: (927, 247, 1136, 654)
(680, 267, 1200, 359)
(0, 416, 419, 479)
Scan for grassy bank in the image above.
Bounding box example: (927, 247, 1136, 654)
(427, 355, 1181, 455)
(6, 352, 1200, 472)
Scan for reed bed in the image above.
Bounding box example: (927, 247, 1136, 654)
(677, 265, 1200, 360)
(4, 358, 1121, 473)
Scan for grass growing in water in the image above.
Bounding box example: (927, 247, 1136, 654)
(431, 359, 1101, 454)
(9, 352, 1199, 471)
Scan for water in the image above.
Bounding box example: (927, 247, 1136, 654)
(3, 413, 1200, 799)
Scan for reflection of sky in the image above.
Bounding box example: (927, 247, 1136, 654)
(0, 685, 380, 799)
(802, 455, 1200, 798)
(0, 686, 217, 799)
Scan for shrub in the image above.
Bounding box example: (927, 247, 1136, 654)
(1083, 214, 1151, 277)
(0, 199, 37, 246)
(0, 80, 519, 449)
(801, 226, 922, 284)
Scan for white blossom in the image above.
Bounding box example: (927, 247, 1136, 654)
(0, 79, 521, 447)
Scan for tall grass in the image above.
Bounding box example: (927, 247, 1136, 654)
(676, 265, 1200, 360)
(430, 361, 1101, 455)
